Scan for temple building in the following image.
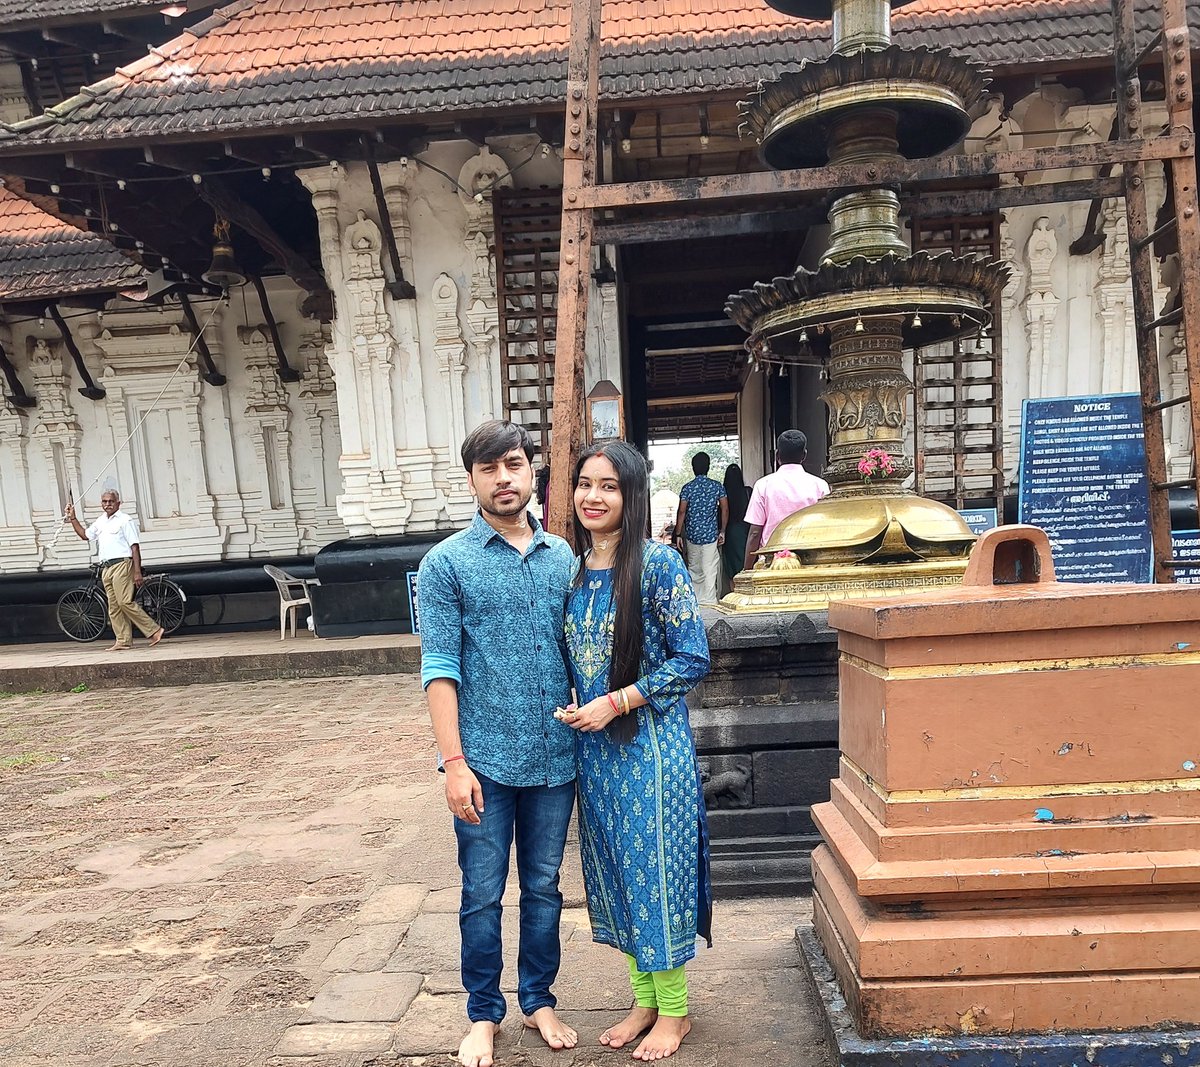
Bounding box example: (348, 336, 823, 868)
(0, 0, 1192, 604)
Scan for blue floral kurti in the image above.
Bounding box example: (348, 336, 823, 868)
(564, 540, 713, 972)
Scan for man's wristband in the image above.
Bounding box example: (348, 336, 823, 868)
(443, 754, 466, 766)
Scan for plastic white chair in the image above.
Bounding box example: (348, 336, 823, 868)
(263, 565, 319, 640)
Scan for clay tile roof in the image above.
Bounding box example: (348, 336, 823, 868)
(0, 185, 145, 301)
(0, 0, 1194, 149)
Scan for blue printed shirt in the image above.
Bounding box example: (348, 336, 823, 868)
(679, 476, 727, 545)
(417, 510, 576, 787)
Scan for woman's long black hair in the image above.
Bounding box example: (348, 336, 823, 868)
(572, 440, 649, 744)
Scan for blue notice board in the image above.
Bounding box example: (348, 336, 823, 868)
(1172, 530, 1200, 585)
(1018, 393, 1152, 583)
(958, 508, 999, 535)
(407, 571, 421, 635)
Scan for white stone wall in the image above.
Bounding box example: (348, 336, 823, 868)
(0, 282, 346, 573)
(298, 136, 620, 538)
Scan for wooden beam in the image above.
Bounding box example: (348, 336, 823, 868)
(48, 303, 105, 400)
(0, 339, 36, 408)
(177, 290, 227, 387)
(454, 119, 493, 147)
(196, 177, 333, 322)
(42, 24, 97, 50)
(902, 176, 1127, 219)
(250, 275, 302, 383)
(595, 205, 822, 245)
(572, 135, 1195, 210)
(362, 133, 416, 300)
(547, 0, 601, 539)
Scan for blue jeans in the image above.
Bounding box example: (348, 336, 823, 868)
(454, 773, 575, 1023)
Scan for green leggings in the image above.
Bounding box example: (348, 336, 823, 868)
(626, 955, 687, 1017)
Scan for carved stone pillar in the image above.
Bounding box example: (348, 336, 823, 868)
(380, 160, 444, 531)
(28, 337, 89, 567)
(299, 165, 417, 536)
(239, 325, 300, 554)
(431, 273, 476, 521)
(999, 216, 1026, 473)
(295, 328, 347, 550)
(0, 354, 40, 571)
(1023, 216, 1059, 399)
(1166, 325, 1193, 480)
(459, 147, 512, 429)
(1096, 199, 1135, 394)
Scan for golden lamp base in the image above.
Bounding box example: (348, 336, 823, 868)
(716, 555, 970, 615)
(717, 487, 976, 614)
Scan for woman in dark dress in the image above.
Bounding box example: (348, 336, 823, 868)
(721, 463, 752, 583)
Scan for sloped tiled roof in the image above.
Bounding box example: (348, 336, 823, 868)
(0, 185, 144, 300)
(0, 0, 1191, 150)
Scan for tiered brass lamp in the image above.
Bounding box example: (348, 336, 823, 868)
(721, 0, 1009, 613)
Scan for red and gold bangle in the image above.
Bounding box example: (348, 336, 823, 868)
(618, 688, 631, 716)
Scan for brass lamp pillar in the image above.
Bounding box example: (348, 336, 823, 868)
(721, 0, 1007, 613)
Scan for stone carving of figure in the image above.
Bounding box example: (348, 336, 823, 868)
(700, 759, 752, 809)
(1027, 217, 1058, 294)
(344, 209, 383, 280)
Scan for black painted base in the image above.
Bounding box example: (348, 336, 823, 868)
(796, 925, 1200, 1067)
(694, 608, 840, 897)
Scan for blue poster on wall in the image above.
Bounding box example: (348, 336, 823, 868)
(958, 508, 999, 536)
(1172, 530, 1200, 585)
(1018, 393, 1152, 583)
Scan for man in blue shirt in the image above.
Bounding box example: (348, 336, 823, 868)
(418, 420, 577, 1067)
(675, 451, 728, 604)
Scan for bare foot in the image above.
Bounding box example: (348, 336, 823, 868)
(107, 643, 130, 652)
(599, 1006, 657, 1049)
(148, 627, 165, 647)
(523, 1006, 578, 1050)
(458, 1021, 497, 1067)
(631, 1016, 691, 1060)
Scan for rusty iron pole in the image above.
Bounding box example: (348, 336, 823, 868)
(1161, 0, 1200, 548)
(1115, 0, 1174, 582)
(547, 0, 601, 539)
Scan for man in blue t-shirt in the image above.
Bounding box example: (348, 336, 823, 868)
(675, 451, 728, 603)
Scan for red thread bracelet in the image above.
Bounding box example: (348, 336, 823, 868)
(443, 754, 466, 766)
(606, 692, 621, 716)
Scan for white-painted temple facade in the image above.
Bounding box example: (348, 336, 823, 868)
(0, 90, 1185, 575)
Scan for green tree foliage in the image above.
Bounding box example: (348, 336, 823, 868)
(650, 440, 739, 496)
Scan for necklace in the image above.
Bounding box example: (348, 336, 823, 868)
(595, 531, 620, 552)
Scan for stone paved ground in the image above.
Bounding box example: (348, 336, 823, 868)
(0, 675, 826, 1067)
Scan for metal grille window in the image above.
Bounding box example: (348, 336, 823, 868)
(493, 188, 562, 463)
(911, 213, 1005, 512)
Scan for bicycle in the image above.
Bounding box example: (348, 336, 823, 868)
(56, 564, 187, 643)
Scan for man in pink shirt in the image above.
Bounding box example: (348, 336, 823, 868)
(743, 430, 830, 570)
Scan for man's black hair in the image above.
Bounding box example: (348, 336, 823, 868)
(461, 420, 535, 472)
(691, 451, 711, 475)
(776, 430, 808, 465)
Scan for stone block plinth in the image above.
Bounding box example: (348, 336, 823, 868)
(813, 525, 1200, 1037)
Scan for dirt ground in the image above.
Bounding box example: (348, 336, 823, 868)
(0, 675, 825, 1067)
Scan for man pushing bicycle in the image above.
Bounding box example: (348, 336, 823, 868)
(64, 489, 165, 653)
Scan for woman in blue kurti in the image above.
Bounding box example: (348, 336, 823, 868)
(558, 440, 712, 1061)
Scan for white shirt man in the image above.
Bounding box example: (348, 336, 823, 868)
(65, 490, 164, 652)
(86, 509, 142, 563)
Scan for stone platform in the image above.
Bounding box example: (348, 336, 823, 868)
(0, 674, 829, 1066)
(0, 630, 420, 693)
(797, 926, 1200, 1067)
